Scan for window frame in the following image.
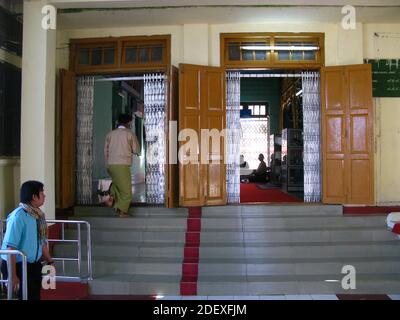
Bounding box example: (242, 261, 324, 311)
(69, 35, 171, 74)
(221, 32, 324, 69)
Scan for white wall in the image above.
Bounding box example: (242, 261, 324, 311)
(364, 24, 400, 205)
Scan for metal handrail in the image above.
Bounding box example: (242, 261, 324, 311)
(1, 219, 93, 282)
(46, 220, 93, 281)
(0, 250, 28, 300)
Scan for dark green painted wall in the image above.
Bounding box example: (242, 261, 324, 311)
(240, 78, 281, 134)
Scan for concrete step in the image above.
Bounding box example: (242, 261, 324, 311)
(197, 274, 400, 295)
(89, 274, 181, 295)
(201, 216, 386, 229)
(197, 256, 400, 276)
(74, 206, 188, 217)
(53, 241, 185, 259)
(203, 205, 343, 216)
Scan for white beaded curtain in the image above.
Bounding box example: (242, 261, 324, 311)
(226, 72, 241, 204)
(76, 76, 95, 204)
(302, 71, 321, 202)
(144, 73, 167, 204)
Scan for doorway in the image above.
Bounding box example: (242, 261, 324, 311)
(75, 72, 168, 206)
(225, 71, 322, 204)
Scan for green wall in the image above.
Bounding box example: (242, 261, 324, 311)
(240, 78, 281, 134)
(93, 81, 113, 180)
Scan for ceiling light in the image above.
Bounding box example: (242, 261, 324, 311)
(296, 90, 303, 96)
(241, 45, 319, 51)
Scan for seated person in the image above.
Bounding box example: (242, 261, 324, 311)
(240, 155, 249, 168)
(243, 153, 269, 183)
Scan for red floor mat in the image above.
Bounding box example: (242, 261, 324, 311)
(240, 183, 302, 203)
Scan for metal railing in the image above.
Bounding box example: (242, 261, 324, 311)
(1, 219, 92, 282)
(0, 250, 28, 300)
(46, 220, 93, 281)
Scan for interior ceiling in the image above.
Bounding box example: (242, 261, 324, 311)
(58, 6, 400, 29)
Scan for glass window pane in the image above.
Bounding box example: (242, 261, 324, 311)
(91, 48, 102, 65)
(253, 105, 260, 115)
(228, 43, 240, 61)
(242, 50, 254, 61)
(260, 105, 266, 115)
(255, 50, 267, 61)
(151, 47, 163, 62)
(304, 51, 316, 60)
(277, 51, 290, 60)
(103, 47, 115, 64)
(248, 105, 254, 114)
(125, 47, 137, 64)
(139, 48, 150, 63)
(78, 48, 89, 65)
(291, 51, 303, 60)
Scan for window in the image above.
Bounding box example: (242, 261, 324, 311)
(70, 35, 171, 73)
(241, 102, 269, 117)
(221, 33, 324, 68)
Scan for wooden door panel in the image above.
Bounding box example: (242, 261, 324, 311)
(346, 64, 374, 204)
(166, 66, 179, 208)
(326, 115, 345, 154)
(325, 159, 346, 201)
(179, 64, 203, 206)
(321, 67, 346, 204)
(59, 69, 76, 208)
(350, 159, 372, 203)
(348, 68, 371, 110)
(202, 67, 226, 206)
(323, 69, 346, 111)
(350, 114, 368, 153)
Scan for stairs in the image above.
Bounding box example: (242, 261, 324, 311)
(197, 205, 400, 295)
(52, 205, 400, 296)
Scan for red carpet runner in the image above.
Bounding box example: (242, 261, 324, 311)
(180, 207, 202, 295)
(240, 183, 302, 203)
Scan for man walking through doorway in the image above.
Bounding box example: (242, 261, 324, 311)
(104, 113, 139, 218)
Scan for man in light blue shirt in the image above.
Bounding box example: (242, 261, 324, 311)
(1, 180, 54, 300)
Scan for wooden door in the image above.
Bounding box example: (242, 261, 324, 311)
(166, 66, 179, 208)
(202, 67, 226, 206)
(179, 64, 226, 207)
(59, 69, 76, 208)
(179, 64, 203, 206)
(321, 64, 374, 205)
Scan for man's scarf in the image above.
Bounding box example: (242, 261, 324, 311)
(19, 202, 48, 240)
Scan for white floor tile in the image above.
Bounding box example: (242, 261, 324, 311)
(181, 296, 208, 300)
(156, 296, 182, 300)
(259, 295, 287, 300)
(233, 296, 260, 300)
(285, 295, 313, 300)
(207, 296, 235, 300)
(311, 295, 339, 300)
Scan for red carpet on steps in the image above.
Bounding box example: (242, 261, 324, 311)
(240, 183, 302, 203)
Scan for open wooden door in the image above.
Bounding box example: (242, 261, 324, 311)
(321, 64, 374, 205)
(59, 69, 76, 208)
(166, 66, 179, 208)
(179, 64, 226, 207)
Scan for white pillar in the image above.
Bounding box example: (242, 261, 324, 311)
(21, 0, 56, 219)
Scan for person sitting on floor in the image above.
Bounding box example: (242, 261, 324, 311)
(247, 153, 268, 183)
(240, 155, 249, 169)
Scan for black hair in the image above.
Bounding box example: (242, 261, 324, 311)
(118, 113, 133, 125)
(20, 180, 44, 204)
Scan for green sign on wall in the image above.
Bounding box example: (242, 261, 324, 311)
(364, 59, 400, 97)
